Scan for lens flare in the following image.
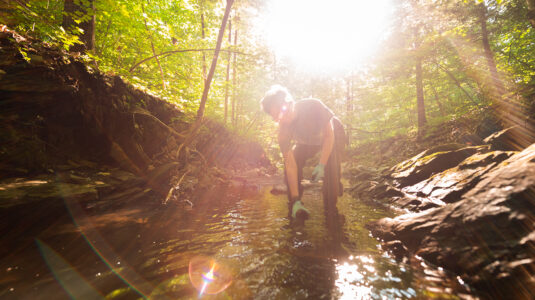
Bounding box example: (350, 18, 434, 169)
(189, 256, 232, 296)
(260, 0, 393, 70)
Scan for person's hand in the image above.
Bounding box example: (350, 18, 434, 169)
(311, 164, 325, 182)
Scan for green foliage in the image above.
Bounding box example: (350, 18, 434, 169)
(4, 0, 535, 154)
(337, 0, 535, 145)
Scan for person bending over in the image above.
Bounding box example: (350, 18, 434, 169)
(260, 85, 345, 225)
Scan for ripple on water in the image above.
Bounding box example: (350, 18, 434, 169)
(136, 186, 474, 298)
(14, 184, 475, 299)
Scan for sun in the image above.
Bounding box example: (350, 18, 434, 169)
(261, 0, 393, 71)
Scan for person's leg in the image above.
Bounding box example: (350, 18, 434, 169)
(322, 149, 340, 228)
(337, 152, 343, 196)
(285, 145, 305, 217)
(332, 117, 346, 196)
(293, 145, 307, 199)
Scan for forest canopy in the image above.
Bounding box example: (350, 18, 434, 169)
(2, 0, 535, 149)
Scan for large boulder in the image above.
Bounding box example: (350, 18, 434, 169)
(389, 144, 486, 187)
(402, 150, 514, 206)
(353, 145, 512, 213)
(367, 143, 535, 298)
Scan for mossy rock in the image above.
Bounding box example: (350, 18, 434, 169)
(390, 145, 487, 187)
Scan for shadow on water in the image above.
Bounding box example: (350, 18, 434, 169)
(0, 180, 475, 299)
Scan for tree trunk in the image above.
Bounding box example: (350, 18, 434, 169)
(141, 1, 165, 89)
(416, 56, 427, 135)
(346, 76, 353, 145)
(430, 84, 446, 117)
(62, 0, 95, 52)
(231, 26, 238, 127)
(0, 1, 18, 26)
(434, 61, 477, 105)
(200, 1, 207, 83)
(346, 76, 353, 115)
(196, 0, 234, 121)
(527, 0, 535, 28)
(272, 52, 278, 82)
(224, 20, 232, 124)
(479, 2, 504, 98)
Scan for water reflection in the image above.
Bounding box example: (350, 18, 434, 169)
(334, 254, 420, 299)
(335, 260, 373, 300)
(3, 182, 474, 299)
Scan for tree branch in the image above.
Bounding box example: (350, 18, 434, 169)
(196, 0, 234, 121)
(433, 60, 479, 106)
(129, 48, 248, 73)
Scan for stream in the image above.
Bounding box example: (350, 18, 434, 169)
(0, 177, 473, 299)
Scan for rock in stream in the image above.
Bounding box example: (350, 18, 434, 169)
(366, 143, 535, 298)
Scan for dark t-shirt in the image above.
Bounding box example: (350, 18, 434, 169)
(278, 99, 334, 153)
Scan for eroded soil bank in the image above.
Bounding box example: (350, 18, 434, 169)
(0, 26, 272, 205)
(0, 26, 271, 280)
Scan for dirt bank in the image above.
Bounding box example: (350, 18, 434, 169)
(0, 27, 272, 261)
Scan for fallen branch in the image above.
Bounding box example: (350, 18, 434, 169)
(131, 107, 185, 139)
(163, 169, 190, 205)
(174, 119, 206, 160)
(190, 148, 207, 167)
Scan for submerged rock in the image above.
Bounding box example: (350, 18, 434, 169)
(367, 143, 535, 297)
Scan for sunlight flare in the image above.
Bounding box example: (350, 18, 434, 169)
(262, 0, 392, 70)
(189, 256, 233, 295)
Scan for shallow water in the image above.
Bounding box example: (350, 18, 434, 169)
(0, 180, 473, 299)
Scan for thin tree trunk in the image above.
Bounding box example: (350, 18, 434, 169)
(231, 26, 238, 127)
(62, 0, 95, 52)
(430, 84, 446, 117)
(527, 0, 535, 28)
(196, 0, 234, 121)
(272, 51, 278, 82)
(97, 8, 116, 56)
(416, 56, 427, 135)
(434, 61, 478, 105)
(224, 19, 232, 124)
(200, 1, 207, 83)
(141, 1, 166, 89)
(346, 76, 353, 145)
(479, 2, 504, 97)
(346, 76, 353, 114)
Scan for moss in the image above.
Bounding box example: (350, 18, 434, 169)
(418, 150, 449, 165)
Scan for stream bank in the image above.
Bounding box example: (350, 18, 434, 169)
(349, 126, 535, 299)
(1, 26, 271, 210)
(1, 27, 272, 297)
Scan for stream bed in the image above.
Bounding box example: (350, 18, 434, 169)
(0, 178, 474, 299)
